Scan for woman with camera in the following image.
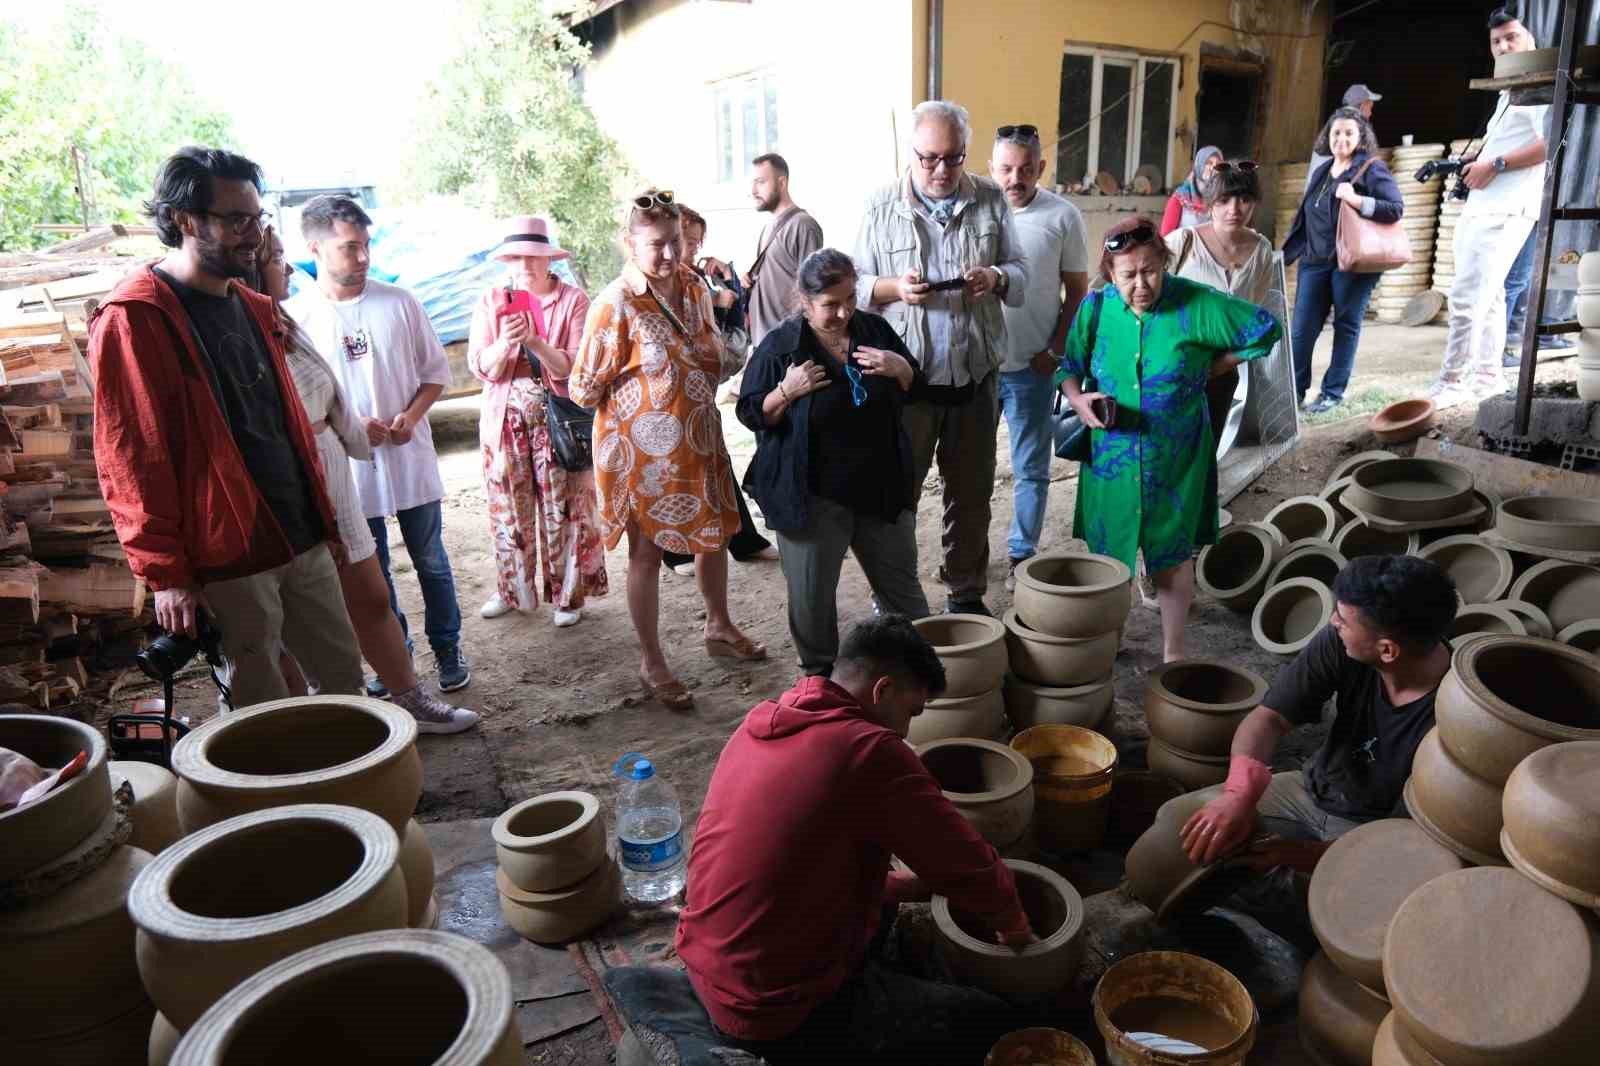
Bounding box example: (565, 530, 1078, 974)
(1059, 216, 1282, 662)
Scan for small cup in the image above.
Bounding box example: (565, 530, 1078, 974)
(1402, 134, 1415, 146)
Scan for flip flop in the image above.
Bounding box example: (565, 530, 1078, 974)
(705, 635, 767, 662)
(640, 673, 694, 711)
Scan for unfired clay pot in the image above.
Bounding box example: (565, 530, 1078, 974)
(1496, 495, 1600, 552)
(906, 686, 1006, 745)
(497, 858, 621, 944)
(1332, 516, 1420, 559)
(1343, 458, 1475, 523)
(1507, 559, 1600, 636)
(1299, 951, 1390, 1066)
(1124, 791, 1255, 924)
(1143, 660, 1267, 757)
(916, 738, 1035, 850)
(151, 1011, 181, 1066)
(129, 804, 408, 1030)
(1196, 523, 1286, 611)
(1001, 607, 1118, 687)
(1147, 736, 1230, 792)
(1013, 552, 1133, 638)
(1448, 602, 1529, 639)
(1556, 618, 1600, 655)
(1003, 673, 1114, 732)
(933, 860, 1084, 1004)
(1497, 599, 1555, 639)
(1093, 951, 1257, 1065)
(1373, 1012, 1446, 1066)
(110, 759, 183, 856)
(168, 929, 522, 1066)
(912, 614, 1009, 698)
(1419, 535, 1514, 604)
(492, 792, 606, 893)
(400, 819, 437, 928)
(1403, 727, 1506, 866)
(1010, 725, 1117, 852)
(1325, 450, 1397, 490)
(1251, 577, 1334, 656)
(1500, 740, 1600, 909)
(1265, 542, 1346, 591)
(1319, 477, 1360, 527)
(1263, 495, 1339, 546)
(0, 713, 112, 881)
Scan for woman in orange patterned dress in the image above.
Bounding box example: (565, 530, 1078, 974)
(570, 189, 767, 709)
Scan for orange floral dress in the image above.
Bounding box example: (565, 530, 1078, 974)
(570, 263, 741, 554)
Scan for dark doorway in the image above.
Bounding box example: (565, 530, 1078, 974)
(1198, 67, 1262, 161)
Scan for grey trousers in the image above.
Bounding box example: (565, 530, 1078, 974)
(775, 495, 931, 675)
(901, 372, 1000, 602)
(1164, 771, 1365, 844)
(202, 543, 365, 710)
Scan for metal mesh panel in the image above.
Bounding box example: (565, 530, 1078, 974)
(1218, 252, 1301, 504)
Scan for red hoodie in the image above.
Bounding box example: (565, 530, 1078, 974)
(675, 676, 1029, 1041)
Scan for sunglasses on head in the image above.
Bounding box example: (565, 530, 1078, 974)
(1103, 223, 1159, 253)
(632, 190, 677, 211)
(997, 124, 1039, 140)
(1213, 160, 1259, 175)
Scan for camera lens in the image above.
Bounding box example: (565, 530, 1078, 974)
(137, 631, 203, 682)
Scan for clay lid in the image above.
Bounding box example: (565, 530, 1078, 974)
(1384, 867, 1600, 1065)
(1308, 819, 1463, 995)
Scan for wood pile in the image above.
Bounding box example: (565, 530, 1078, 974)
(1372, 143, 1447, 324)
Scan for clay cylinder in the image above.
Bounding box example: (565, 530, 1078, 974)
(906, 686, 1006, 745)
(915, 738, 1035, 850)
(1263, 494, 1339, 546)
(400, 818, 438, 928)
(1404, 727, 1506, 866)
(1001, 607, 1119, 687)
(1500, 740, 1600, 909)
(1010, 726, 1116, 853)
(1496, 495, 1600, 553)
(497, 858, 621, 944)
(1333, 516, 1420, 559)
(1196, 523, 1285, 611)
(1092, 951, 1258, 1065)
(1002, 674, 1114, 732)
(1449, 603, 1529, 639)
(1299, 952, 1389, 1066)
(1012, 552, 1133, 638)
(1147, 736, 1230, 792)
(912, 613, 1008, 698)
(1251, 577, 1334, 656)
(1508, 559, 1600, 635)
(1418, 535, 1514, 605)
(492, 792, 606, 893)
(110, 759, 183, 856)
(1264, 542, 1347, 591)
(1143, 660, 1267, 757)
(933, 860, 1085, 1004)
(0, 713, 112, 881)
(1372, 1012, 1446, 1066)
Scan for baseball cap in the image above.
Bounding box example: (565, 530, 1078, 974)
(1343, 84, 1383, 105)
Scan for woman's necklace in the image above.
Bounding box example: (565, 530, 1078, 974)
(818, 329, 849, 360)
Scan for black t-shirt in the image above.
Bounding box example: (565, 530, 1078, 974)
(154, 269, 323, 555)
(800, 322, 910, 522)
(1263, 625, 1442, 822)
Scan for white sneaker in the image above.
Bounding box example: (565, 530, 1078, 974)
(1431, 387, 1478, 410)
(553, 607, 581, 628)
(479, 595, 514, 619)
(670, 561, 697, 577)
(393, 685, 480, 735)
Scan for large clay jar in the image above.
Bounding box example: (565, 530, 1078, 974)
(171, 696, 423, 837)
(492, 791, 606, 893)
(1263, 494, 1339, 546)
(497, 857, 621, 944)
(1418, 535, 1514, 604)
(1500, 740, 1600, 909)
(1196, 523, 1285, 611)
(1093, 951, 1257, 1065)
(1251, 577, 1334, 656)
(1507, 559, 1600, 635)
(932, 860, 1084, 1004)
(1384, 867, 1600, 1066)
(129, 804, 409, 1030)
(1433, 635, 1600, 787)
(1373, 1012, 1446, 1066)
(400, 819, 438, 928)
(913, 614, 1009, 698)
(1144, 660, 1267, 757)
(1002, 674, 1114, 732)
(168, 929, 522, 1066)
(1299, 951, 1390, 1066)
(1012, 552, 1133, 637)
(1001, 607, 1118, 687)
(1147, 736, 1230, 791)
(0, 712, 112, 881)
(906, 686, 1006, 745)
(915, 738, 1035, 850)
(1010, 725, 1117, 852)
(1404, 727, 1507, 865)
(110, 759, 183, 856)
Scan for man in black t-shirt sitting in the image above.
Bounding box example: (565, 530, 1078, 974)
(1172, 555, 1458, 872)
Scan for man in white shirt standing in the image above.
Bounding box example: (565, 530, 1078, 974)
(287, 195, 471, 694)
(1430, 9, 1548, 408)
(989, 124, 1088, 590)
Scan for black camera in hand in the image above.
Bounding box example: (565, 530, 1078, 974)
(1414, 158, 1471, 202)
(137, 610, 225, 682)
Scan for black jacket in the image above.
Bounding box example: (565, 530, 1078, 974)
(736, 310, 925, 532)
(1282, 151, 1404, 267)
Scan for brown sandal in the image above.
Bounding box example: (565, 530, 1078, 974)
(705, 634, 767, 662)
(640, 673, 694, 711)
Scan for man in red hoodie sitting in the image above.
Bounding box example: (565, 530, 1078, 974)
(673, 615, 1033, 1063)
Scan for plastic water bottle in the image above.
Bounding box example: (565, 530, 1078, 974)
(613, 752, 686, 903)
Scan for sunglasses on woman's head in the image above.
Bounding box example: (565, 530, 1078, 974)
(996, 124, 1038, 139)
(1103, 223, 1158, 253)
(632, 190, 676, 210)
(1214, 160, 1259, 174)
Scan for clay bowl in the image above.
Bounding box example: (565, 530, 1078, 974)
(1419, 535, 1514, 604)
(1196, 523, 1286, 611)
(0, 713, 112, 881)
(1011, 725, 1117, 853)
(1299, 951, 1390, 1066)
(1496, 599, 1554, 639)
(1557, 618, 1600, 654)
(1384, 866, 1600, 1066)
(1501, 740, 1600, 909)
(1093, 951, 1257, 1064)
(1143, 659, 1268, 756)
(1325, 450, 1398, 490)
(1370, 399, 1437, 445)
(1147, 737, 1230, 792)
(1343, 458, 1475, 523)
(110, 760, 183, 856)
(1251, 578, 1334, 656)
(933, 860, 1085, 1004)
(1448, 602, 1528, 639)
(1124, 791, 1256, 923)
(1497, 495, 1600, 553)
(168, 929, 522, 1066)
(916, 738, 1035, 850)
(1373, 1012, 1446, 1066)
(1332, 516, 1420, 560)
(1319, 477, 1360, 527)
(497, 858, 621, 944)
(1001, 607, 1119, 687)
(1265, 541, 1346, 591)
(906, 686, 1006, 745)
(1403, 727, 1506, 866)
(1434, 634, 1600, 786)
(913, 614, 1009, 698)
(492, 791, 606, 893)
(985, 1028, 1095, 1066)
(1263, 495, 1340, 546)
(1509, 559, 1600, 634)
(1013, 553, 1133, 638)
(1003, 674, 1114, 732)
(1106, 771, 1186, 849)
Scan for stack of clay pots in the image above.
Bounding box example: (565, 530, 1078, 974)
(916, 738, 1035, 850)
(1276, 162, 1309, 307)
(1372, 144, 1445, 324)
(1249, 494, 1344, 656)
(1143, 660, 1268, 790)
(1485, 494, 1600, 649)
(1580, 251, 1600, 399)
(931, 859, 1085, 1004)
(492, 790, 620, 943)
(910, 613, 1009, 744)
(1428, 138, 1474, 299)
(1003, 552, 1131, 734)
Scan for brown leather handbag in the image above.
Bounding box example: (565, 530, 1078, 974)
(1335, 158, 1411, 274)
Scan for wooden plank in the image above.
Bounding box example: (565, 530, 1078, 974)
(1417, 438, 1600, 499)
(0, 563, 41, 624)
(38, 562, 144, 616)
(19, 429, 73, 457)
(40, 225, 129, 257)
(50, 497, 109, 520)
(3, 404, 63, 430)
(0, 372, 69, 404)
(0, 311, 71, 341)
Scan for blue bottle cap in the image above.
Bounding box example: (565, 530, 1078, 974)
(613, 751, 655, 780)
(629, 758, 655, 780)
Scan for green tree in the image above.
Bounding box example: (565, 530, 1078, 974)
(0, 11, 234, 252)
(403, 0, 631, 286)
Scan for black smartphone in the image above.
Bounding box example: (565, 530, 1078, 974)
(926, 277, 967, 292)
(1091, 396, 1117, 428)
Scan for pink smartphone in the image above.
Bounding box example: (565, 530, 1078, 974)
(497, 287, 547, 340)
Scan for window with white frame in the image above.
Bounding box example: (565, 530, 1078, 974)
(713, 73, 780, 184)
(1057, 48, 1178, 191)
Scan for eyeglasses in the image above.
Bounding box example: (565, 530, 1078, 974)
(1214, 160, 1259, 175)
(1103, 222, 1159, 253)
(632, 190, 677, 211)
(996, 124, 1039, 140)
(843, 362, 868, 407)
(196, 209, 270, 235)
(913, 149, 966, 172)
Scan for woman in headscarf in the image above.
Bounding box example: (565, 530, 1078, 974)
(1160, 145, 1222, 237)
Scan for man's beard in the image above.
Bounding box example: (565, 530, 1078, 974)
(327, 267, 367, 288)
(756, 191, 780, 212)
(195, 231, 255, 280)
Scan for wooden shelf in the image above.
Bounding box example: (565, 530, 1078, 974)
(1468, 71, 1599, 90)
(1552, 208, 1600, 221)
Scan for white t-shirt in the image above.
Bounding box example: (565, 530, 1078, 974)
(1464, 92, 1549, 220)
(999, 188, 1088, 372)
(285, 278, 452, 518)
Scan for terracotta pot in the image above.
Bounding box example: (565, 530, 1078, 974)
(172, 697, 422, 837)
(1319, 477, 1360, 527)
(1404, 727, 1506, 865)
(1196, 523, 1286, 611)
(168, 929, 522, 1066)
(1557, 618, 1600, 655)
(1370, 399, 1437, 445)
(1144, 660, 1267, 757)
(933, 860, 1084, 1004)
(1333, 516, 1420, 559)
(1013, 552, 1133, 637)
(1501, 740, 1600, 909)
(399, 819, 437, 928)
(1497, 495, 1600, 552)
(1434, 635, 1600, 786)
(130, 804, 408, 1030)
(1124, 792, 1255, 923)
(1373, 1012, 1446, 1066)
(985, 1028, 1095, 1066)
(1449, 602, 1528, 639)
(912, 614, 1009, 698)
(1509, 559, 1600, 635)
(906, 685, 1006, 745)
(1419, 534, 1514, 604)
(1325, 450, 1398, 490)
(9, 997, 155, 1066)
(1307, 818, 1464, 997)
(1010, 725, 1117, 852)
(497, 858, 620, 944)
(1343, 458, 1475, 523)
(151, 1011, 181, 1066)
(1264, 542, 1346, 591)
(1251, 578, 1334, 656)
(0, 844, 151, 1041)
(492, 792, 605, 893)
(1003, 673, 1114, 732)
(1263, 495, 1339, 546)
(1147, 736, 1230, 792)
(916, 738, 1035, 849)
(1384, 866, 1600, 1066)
(1497, 599, 1555, 639)
(1106, 771, 1186, 849)
(0, 713, 112, 881)
(109, 759, 183, 857)
(1093, 951, 1258, 1065)
(1001, 607, 1119, 687)
(1299, 951, 1390, 1066)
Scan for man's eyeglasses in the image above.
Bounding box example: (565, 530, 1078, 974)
(1214, 160, 1259, 175)
(632, 190, 677, 211)
(913, 149, 966, 172)
(843, 362, 868, 407)
(196, 209, 270, 236)
(1103, 223, 1159, 253)
(996, 124, 1039, 140)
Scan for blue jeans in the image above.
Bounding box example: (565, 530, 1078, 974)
(368, 500, 462, 655)
(998, 369, 1056, 560)
(1504, 227, 1535, 347)
(1290, 259, 1382, 403)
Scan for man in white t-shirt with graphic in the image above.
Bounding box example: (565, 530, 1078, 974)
(1430, 9, 1548, 408)
(287, 196, 470, 694)
(990, 124, 1088, 590)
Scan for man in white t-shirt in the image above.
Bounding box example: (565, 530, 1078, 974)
(286, 196, 470, 694)
(990, 124, 1088, 589)
(1430, 9, 1548, 408)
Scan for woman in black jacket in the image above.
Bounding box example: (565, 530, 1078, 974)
(1282, 107, 1404, 415)
(737, 248, 930, 674)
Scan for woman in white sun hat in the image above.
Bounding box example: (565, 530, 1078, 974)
(468, 216, 609, 627)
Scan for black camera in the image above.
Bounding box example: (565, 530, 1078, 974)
(1414, 158, 1471, 202)
(137, 611, 225, 682)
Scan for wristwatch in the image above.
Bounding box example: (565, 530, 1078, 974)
(1493, 156, 1508, 174)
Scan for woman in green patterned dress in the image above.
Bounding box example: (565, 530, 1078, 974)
(1057, 216, 1282, 661)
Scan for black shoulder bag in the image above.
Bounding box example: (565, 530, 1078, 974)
(504, 288, 594, 472)
(1051, 291, 1105, 462)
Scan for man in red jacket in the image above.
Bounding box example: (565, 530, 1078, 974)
(676, 615, 1033, 1063)
(90, 146, 363, 707)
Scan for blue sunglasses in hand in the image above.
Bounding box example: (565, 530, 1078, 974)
(843, 361, 867, 407)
